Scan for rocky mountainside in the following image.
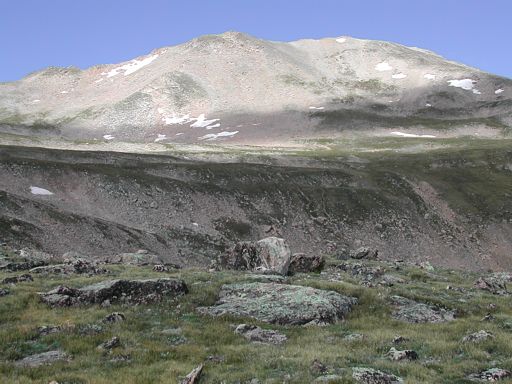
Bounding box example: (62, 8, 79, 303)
(0, 31, 511, 144)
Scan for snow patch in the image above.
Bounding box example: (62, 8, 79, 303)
(190, 114, 220, 128)
(447, 79, 476, 90)
(375, 62, 393, 71)
(472, 89, 482, 95)
(163, 114, 192, 125)
(335, 37, 347, 43)
(426, 103, 432, 107)
(103, 135, 115, 140)
(30, 186, 54, 196)
(495, 89, 504, 94)
(391, 131, 437, 138)
(175, 132, 184, 136)
(392, 73, 407, 79)
(424, 74, 436, 80)
(205, 123, 221, 130)
(32, 99, 41, 103)
(154, 134, 167, 142)
(106, 54, 159, 78)
(94, 78, 104, 84)
(60, 91, 69, 94)
(198, 131, 239, 141)
(309, 106, 325, 110)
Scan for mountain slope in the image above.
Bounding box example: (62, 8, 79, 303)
(0, 32, 510, 145)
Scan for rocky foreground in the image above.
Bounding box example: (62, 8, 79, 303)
(1, 239, 512, 383)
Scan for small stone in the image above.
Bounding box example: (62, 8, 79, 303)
(392, 336, 409, 344)
(103, 312, 126, 323)
(462, 330, 495, 343)
(234, 324, 287, 344)
(98, 336, 121, 350)
(180, 364, 203, 384)
(386, 347, 418, 361)
(311, 359, 328, 374)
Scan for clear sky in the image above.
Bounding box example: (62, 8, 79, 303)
(1, 0, 511, 82)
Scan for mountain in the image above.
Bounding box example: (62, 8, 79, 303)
(0, 31, 510, 145)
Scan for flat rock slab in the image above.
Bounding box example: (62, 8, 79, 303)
(15, 350, 70, 368)
(198, 282, 357, 325)
(390, 296, 455, 323)
(40, 278, 188, 307)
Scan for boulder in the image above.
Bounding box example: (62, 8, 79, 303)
(15, 350, 70, 368)
(234, 324, 287, 344)
(352, 367, 403, 384)
(288, 253, 325, 274)
(462, 330, 495, 343)
(0, 288, 9, 297)
(217, 237, 292, 275)
(390, 296, 455, 323)
(385, 347, 418, 361)
(475, 275, 509, 295)
(36, 325, 63, 337)
(468, 368, 511, 382)
(350, 247, 378, 260)
(198, 282, 357, 325)
(103, 312, 126, 323)
(40, 278, 188, 307)
(180, 364, 204, 384)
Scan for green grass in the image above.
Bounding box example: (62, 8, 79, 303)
(0, 256, 511, 383)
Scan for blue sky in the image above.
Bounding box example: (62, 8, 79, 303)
(1, 0, 510, 82)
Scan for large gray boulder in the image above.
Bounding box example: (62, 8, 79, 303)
(288, 253, 325, 274)
(198, 282, 357, 325)
(217, 237, 292, 275)
(15, 350, 70, 368)
(40, 278, 188, 307)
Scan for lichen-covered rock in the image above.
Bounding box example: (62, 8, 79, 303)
(352, 367, 403, 384)
(40, 278, 188, 307)
(385, 347, 418, 361)
(462, 330, 495, 343)
(198, 282, 357, 325)
(475, 274, 509, 295)
(288, 253, 325, 274)
(468, 368, 511, 382)
(390, 296, 455, 323)
(14, 350, 70, 368)
(234, 324, 287, 344)
(217, 237, 292, 275)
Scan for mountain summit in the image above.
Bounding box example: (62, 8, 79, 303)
(0, 31, 510, 144)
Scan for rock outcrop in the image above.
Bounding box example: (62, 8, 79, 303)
(217, 237, 292, 275)
(288, 253, 325, 274)
(15, 350, 70, 368)
(40, 278, 188, 307)
(198, 282, 357, 325)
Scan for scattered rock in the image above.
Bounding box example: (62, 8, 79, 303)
(198, 282, 357, 325)
(352, 367, 403, 384)
(350, 247, 378, 260)
(36, 325, 63, 337)
(40, 278, 188, 307)
(419, 261, 434, 271)
(103, 312, 126, 323)
(390, 296, 455, 323)
(0, 288, 9, 297)
(206, 355, 225, 363)
(288, 253, 325, 274)
(462, 330, 495, 343)
(392, 336, 409, 345)
(311, 359, 328, 374)
(234, 324, 287, 344)
(107, 250, 163, 266)
(344, 333, 365, 341)
(468, 368, 511, 382)
(98, 336, 121, 350)
(30, 259, 107, 275)
(216, 237, 292, 275)
(153, 264, 169, 272)
(245, 274, 287, 283)
(15, 350, 70, 368)
(1, 274, 33, 284)
(481, 313, 495, 322)
(337, 263, 385, 282)
(385, 347, 418, 361)
(180, 364, 204, 384)
(378, 274, 406, 287)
